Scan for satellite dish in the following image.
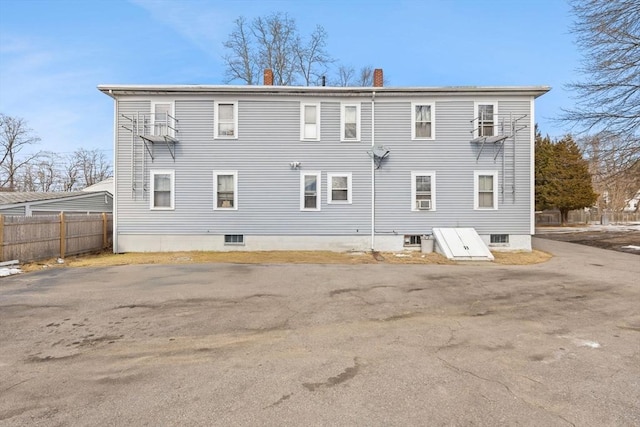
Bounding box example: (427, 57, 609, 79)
(368, 145, 390, 169)
(372, 145, 390, 158)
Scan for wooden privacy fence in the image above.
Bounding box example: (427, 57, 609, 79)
(0, 213, 113, 262)
(536, 209, 640, 226)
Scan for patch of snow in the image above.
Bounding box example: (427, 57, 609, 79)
(394, 253, 411, 258)
(573, 339, 601, 348)
(559, 335, 602, 349)
(0, 267, 22, 277)
(621, 245, 640, 251)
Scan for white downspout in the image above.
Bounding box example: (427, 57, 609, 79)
(110, 89, 118, 253)
(371, 91, 376, 251)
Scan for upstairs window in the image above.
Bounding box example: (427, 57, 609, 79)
(215, 102, 238, 138)
(301, 103, 320, 140)
(301, 172, 321, 210)
(474, 102, 497, 138)
(412, 103, 435, 140)
(474, 171, 498, 210)
(411, 172, 436, 211)
(328, 173, 352, 204)
(341, 104, 360, 142)
(214, 171, 238, 210)
(150, 170, 174, 210)
(151, 102, 174, 137)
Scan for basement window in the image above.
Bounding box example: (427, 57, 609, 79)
(404, 235, 422, 247)
(224, 234, 244, 245)
(490, 234, 509, 244)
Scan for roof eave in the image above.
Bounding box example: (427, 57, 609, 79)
(97, 85, 551, 98)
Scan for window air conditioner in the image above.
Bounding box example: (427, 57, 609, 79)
(417, 199, 432, 210)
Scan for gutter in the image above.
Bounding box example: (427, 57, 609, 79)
(97, 85, 551, 99)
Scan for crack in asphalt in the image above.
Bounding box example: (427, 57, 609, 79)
(437, 356, 575, 426)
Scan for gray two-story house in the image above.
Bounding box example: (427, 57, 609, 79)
(99, 69, 549, 254)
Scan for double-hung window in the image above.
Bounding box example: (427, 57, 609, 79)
(411, 172, 436, 211)
(327, 173, 352, 204)
(474, 171, 498, 210)
(214, 171, 238, 209)
(474, 102, 497, 138)
(300, 172, 321, 210)
(341, 104, 360, 142)
(215, 101, 238, 138)
(151, 102, 174, 137)
(301, 103, 320, 140)
(150, 169, 174, 210)
(411, 102, 435, 140)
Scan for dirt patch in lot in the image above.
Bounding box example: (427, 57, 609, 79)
(20, 248, 550, 272)
(536, 227, 640, 255)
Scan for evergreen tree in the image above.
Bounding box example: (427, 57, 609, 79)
(536, 132, 598, 224)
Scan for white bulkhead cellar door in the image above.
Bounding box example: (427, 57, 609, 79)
(432, 228, 494, 261)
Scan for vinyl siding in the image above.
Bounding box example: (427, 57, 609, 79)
(116, 97, 372, 236)
(0, 194, 112, 216)
(0, 206, 25, 215)
(29, 193, 113, 213)
(374, 98, 532, 235)
(114, 93, 534, 241)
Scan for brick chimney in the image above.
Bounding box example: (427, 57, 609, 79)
(373, 68, 383, 87)
(264, 69, 274, 86)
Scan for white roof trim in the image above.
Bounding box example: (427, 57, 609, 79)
(98, 84, 551, 99)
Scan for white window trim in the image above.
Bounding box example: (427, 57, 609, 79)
(214, 101, 238, 139)
(410, 171, 436, 211)
(474, 170, 498, 210)
(473, 101, 498, 139)
(213, 171, 238, 210)
(150, 101, 175, 137)
(411, 102, 436, 140)
(300, 102, 321, 141)
(300, 171, 322, 211)
(150, 169, 175, 210)
(340, 103, 361, 142)
(327, 172, 352, 204)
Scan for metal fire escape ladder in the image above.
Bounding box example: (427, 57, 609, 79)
(121, 111, 179, 200)
(470, 113, 528, 203)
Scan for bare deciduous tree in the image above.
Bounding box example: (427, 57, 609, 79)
(33, 152, 60, 192)
(74, 148, 112, 188)
(223, 13, 332, 86)
(252, 13, 298, 85)
(335, 65, 355, 87)
(0, 114, 41, 191)
(563, 0, 640, 174)
(223, 17, 258, 85)
(295, 25, 332, 86)
(357, 66, 374, 86)
(0, 114, 112, 193)
(333, 65, 387, 87)
(61, 154, 81, 191)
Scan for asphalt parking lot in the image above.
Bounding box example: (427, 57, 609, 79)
(1, 238, 639, 426)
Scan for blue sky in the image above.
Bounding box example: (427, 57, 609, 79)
(0, 0, 579, 157)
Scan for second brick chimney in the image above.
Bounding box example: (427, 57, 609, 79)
(373, 68, 383, 87)
(264, 69, 274, 86)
